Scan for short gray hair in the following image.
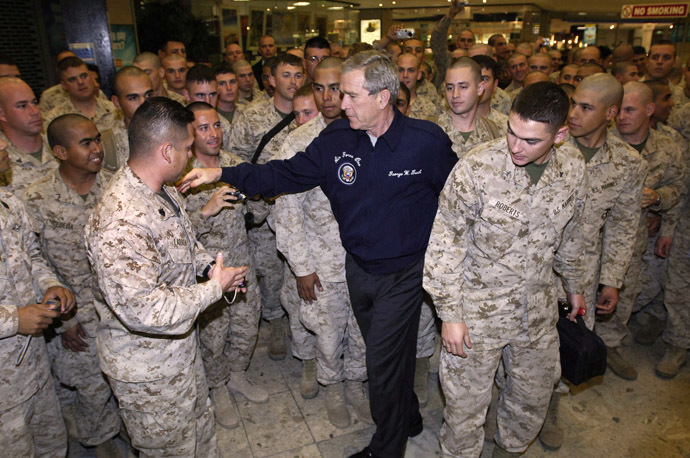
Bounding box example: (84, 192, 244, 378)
(343, 50, 399, 104)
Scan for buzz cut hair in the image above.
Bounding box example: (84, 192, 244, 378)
(57, 56, 87, 79)
(47, 113, 92, 149)
(447, 56, 482, 83)
(269, 53, 304, 76)
(128, 97, 194, 160)
(134, 52, 161, 69)
(512, 82, 569, 132)
(186, 101, 215, 115)
(294, 84, 314, 100)
(114, 66, 149, 97)
(305, 36, 331, 52)
(472, 55, 498, 80)
(214, 63, 236, 77)
(185, 65, 216, 87)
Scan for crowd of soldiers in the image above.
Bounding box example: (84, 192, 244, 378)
(0, 1, 688, 457)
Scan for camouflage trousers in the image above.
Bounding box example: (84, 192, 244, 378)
(281, 265, 316, 360)
(109, 348, 218, 458)
(49, 330, 121, 446)
(634, 235, 667, 321)
(248, 222, 285, 321)
(417, 296, 437, 358)
(285, 270, 367, 385)
(0, 375, 67, 457)
(440, 330, 559, 457)
(199, 264, 261, 387)
(662, 220, 690, 348)
(596, 236, 646, 347)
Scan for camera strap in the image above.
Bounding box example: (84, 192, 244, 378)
(251, 111, 296, 164)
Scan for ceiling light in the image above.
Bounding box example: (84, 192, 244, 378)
(328, 6, 344, 9)
(287, 5, 295, 9)
(293, 2, 310, 6)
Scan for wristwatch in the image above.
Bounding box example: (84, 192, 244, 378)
(202, 260, 216, 278)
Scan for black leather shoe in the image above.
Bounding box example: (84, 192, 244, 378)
(408, 412, 424, 437)
(348, 446, 376, 458)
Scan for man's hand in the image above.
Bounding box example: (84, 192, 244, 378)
(566, 293, 586, 322)
(296, 272, 323, 304)
(595, 286, 618, 315)
(61, 323, 89, 352)
(641, 187, 660, 208)
(647, 213, 662, 237)
(655, 236, 673, 258)
(449, 0, 465, 18)
(42, 286, 75, 314)
(177, 167, 222, 193)
(442, 321, 472, 358)
(201, 186, 239, 219)
(209, 251, 248, 293)
(17, 303, 60, 335)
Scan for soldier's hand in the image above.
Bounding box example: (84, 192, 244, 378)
(655, 236, 673, 258)
(641, 187, 659, 208)
(209, 251, 248, 293)
(442, 321, 472, 358)
(295, 272, 323, 304)
(595, 286, 618, 315)
(385, 24, 404, 41)
(61, 323, 89, 352)
(201, 186, 238, 218)
(449, 0, 465, 17)
(567, 293, 587, 321)
(177, 167, 222, 193)
(17, 303, 60, 335)
(42, 286, 76, 313)
(646, 213, 662, 236)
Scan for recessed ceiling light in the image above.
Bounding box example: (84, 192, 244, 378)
(293, 1, 310, 6)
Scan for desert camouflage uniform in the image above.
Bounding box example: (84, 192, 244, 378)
(596, 128, 686, 347)
(491, 87, 512, 115)
(236, 86, 267, 108)
(85, 165, 221, 457)
(166, 88, 189, 106)
(503, 81, 521, 94)
(274, 114, 367, 383)
(566, 134, 647, 329)
(417, 78, 443, 107)
(408, 92, 444, 122)
(430, 15, 453, 91)
(22, 168, 120, 446)
(670, 85, 690, 117)
(436, 111, 500, 158)
(0, 134, 58, 196)
(424, 138, 587, 457)
(228, 97, 291, 322)
(184, 151, 261, 387)
(487, 109, 509, 136)
(0, 188, 67, 457)
(43, 96, 117, 133)
(656, 122, 688, 155)
(39, 85, 109, 113)
(98, 116, 129, 172)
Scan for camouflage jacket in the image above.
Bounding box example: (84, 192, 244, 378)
(491, 87, 512, 115)
(0, 188, 63, 410)
(417, 78, 443, 107)
(613, 128, 686, 239)
(0, 134, 58, 195)
(184, 150, 251, 266)
(43, 96, 117, 133)
(424, 138, 587, 348)
(23, 168, 112, 336)
(85, 165, 221, 382)
(236, 86, 268, 108)
(100, 116, 129, 172)
(273, 114, 346, 282)
(39, 84, 109, 113)
(566, 134, 646, 296)
(430, 15, 452, 91)
(408, 91, 444, 122)
(487, 109, 508, 136)
(436, 111, 500, 158)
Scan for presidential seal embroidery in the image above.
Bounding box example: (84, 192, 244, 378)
(338, 162, 356, 185)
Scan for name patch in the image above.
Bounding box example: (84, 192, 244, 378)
(493, 200, 522, 219)
(388, 169, 422, 178)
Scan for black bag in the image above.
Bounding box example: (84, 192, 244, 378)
(557, 314, 607, 385)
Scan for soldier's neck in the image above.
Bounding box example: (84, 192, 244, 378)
(239, 88, 251, 99)
(476, 101, 490, 118)
(620, 126, 650, 146)
(155, 85, 167, 97)
(273, 95, 293, 116)
(59, 164, 97, 195)
(70, 96, 97, 118)
(194, 151, 220, 168)
(2, 128, 42, 154)
(217, 99, 236, 112)
(450, 107, 478, 133)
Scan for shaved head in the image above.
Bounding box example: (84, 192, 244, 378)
(114, 66, 150, 97)
(624, 81, 653, 105)
(162, 53, 185, 67)
(525, 71, 549, 86)
(613, 44, 634, 63)
(315, 56, 343, 72)
(0, 76, 27, 102)
(577, 73, 624, 107)
(47, 113, 92, 150)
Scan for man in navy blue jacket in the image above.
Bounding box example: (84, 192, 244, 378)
(180, 50, 457, 458)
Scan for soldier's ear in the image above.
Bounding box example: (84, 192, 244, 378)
(111, 95, 121, 111)
(161, 143, 173, 164)
(554, 125, 569, 144)
(53, 144, 68, 161)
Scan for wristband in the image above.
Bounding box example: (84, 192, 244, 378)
(202, 260, 216, 278)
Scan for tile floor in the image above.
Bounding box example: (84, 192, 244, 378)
(70, 319, 690, 457)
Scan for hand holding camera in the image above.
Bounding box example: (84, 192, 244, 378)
(201, 186, 245, 219)
(209, 251, 248, 294)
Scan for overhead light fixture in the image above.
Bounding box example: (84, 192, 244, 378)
(287, 5, 295, 9)
(293, 1, 310, 5)
(328, 6, 344, 9)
